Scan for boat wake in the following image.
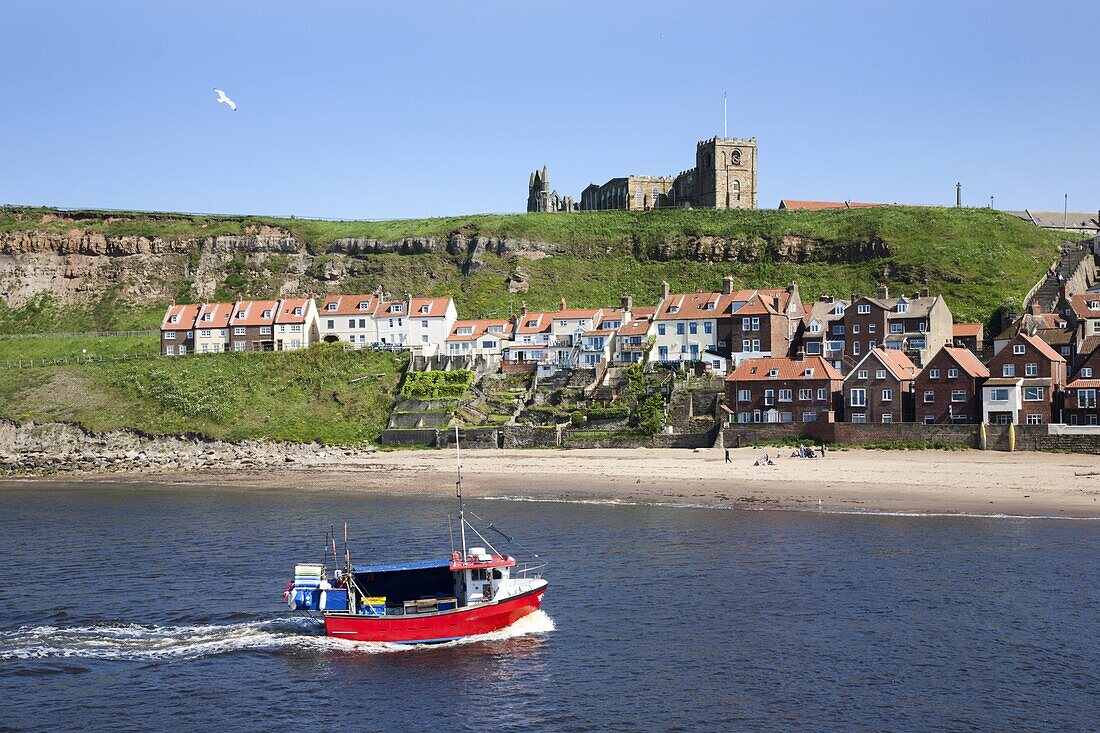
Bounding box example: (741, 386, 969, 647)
(0, 611, 555, 662)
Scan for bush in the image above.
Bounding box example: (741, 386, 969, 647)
(402, 370, 474, 399)
(587, 405, 630, 421)
(570, 410, 586, 427)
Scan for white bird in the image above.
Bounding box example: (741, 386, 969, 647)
(213, 88, 237, 111)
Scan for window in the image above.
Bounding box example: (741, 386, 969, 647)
(457, 326, 473, 335)
(929, 369, 940, 379)
(676, 323, 685, 335)
(834, 303, 845, 315)
(918, 322, 927, 332)
(869, 341, 877, 350)
(165, 345, 175, 355)
(857, 304, 871, 314)
(1024, 363, 1038, 377)
(164, 331, 176, 340)
(234, 327, 245, 335)
(1023, 387, 1045, 401)
(421, 320, 428, 328)
(952, 390, 966, 402)
(348, 318, 356, 329)
(262, 310, 272, 319)
(806, 342, 822, 355)
(421, 334, 428, 343)
(868, 324, 876, 334)
(849, 388, 866, 407)
(851, 413, 867, 423)
(290, 324, 302, 333)
(326, 319, 334, 329)
(882, 389, 893, 401)
(200, 329, 211, 338)
(858, 370, 868, 380)
(896, 302, 908, 313)
(853, 324, 861, 333)
(293, 307, 303, 316)
(658, 324, 666, 336)
(1078, 389, 1097, 408)
(832, 324, 845, 335)
(704, 322, 713, 334)
(326, 303, 337, 311)
(817, 388, 827, 400)
(202, 313, 212, 322)
(948, 368, 958, 378)
(741, 339, 751, 352)
(392, 304, 404, 313)
(751, 317, 760, 331)
(803, 412, 817, 423)
(853, 341, 860, 356)
(689, 322, 698, 335)
(1080, 367, 1092, 378)
(809, 321, 822, 334)
(798, 388, 812, 400)
(1013, 344, 1025, 355)
(882, 413, 893, 423)
(779, 389, 793, 402)
(768, 369, 779, 377)
(989, 388, 1009, 401)
(234, 342, 246, 352)
(890, 323, 903, 333)
(1026, 414, 1043, 425)
(260, 326, 272, 335)
(1003, 364, 1015, 377)
(742, 317, 751, 330)
(483, 340, 496, 349)
(764, 389, 775, 405)
(924, 415, 935, 424)
(737, 389, 751, 402)
(876, 369, 886, 380)
(752, 339, 761, 352)
(924, 391, 934, 403)
(803, 368, 814, 377)
(658, 345, 668, 361)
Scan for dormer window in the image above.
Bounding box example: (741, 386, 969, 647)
(668, 306, 679, 314)
(326, 303, 338, 311)
(809, 321, 822, 333)
(457, 326, 473, 335)
(392, 304, 404, 313)
(356, 301, 369, 310)
(768, 369, 779, 377)
(169, 315, 180, 324)
(526, 320, 538, 328)
(1089, 301, 1100, 311)
(803, 368, 814, 377)
(834, 303, 845, 315)
(293, 307, 303, 316)
(420, 305, 430, 314)
(487, 325, 503, 333)
(262, 310, 272, 319)
(203, 313, 212, 322)
(749, 367, 758, 375)
(704, 301, 715, 310)
(896, 302, 908, 313)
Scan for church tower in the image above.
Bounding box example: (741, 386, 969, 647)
(527, 166, 551, 212)
(694, 137, 757, 209)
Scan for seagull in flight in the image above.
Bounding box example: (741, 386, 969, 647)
(213, 88, 237, 111)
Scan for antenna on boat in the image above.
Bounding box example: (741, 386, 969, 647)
(343, 521, 350, 571)
(455, 426, 468, 559)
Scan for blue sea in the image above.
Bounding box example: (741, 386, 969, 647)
(1, 482, 1097, 732)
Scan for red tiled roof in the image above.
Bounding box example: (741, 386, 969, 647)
(779, 200, 889, 211)
(849, 347, 918, 380)
(162, 303, 200, 331)
(320, 294, 379, 316)
(515, 312, 551, 335)
(726, 355, 842, 382)
(446, 319, 513, 342)
(376, 301, 408, 318)
(195, 302, 233, 329)
(276, 298, 312, 324)
(655, 292, 724, 321)
(410, 297, 453, 318)
(1067, 294, 1100, 319)
(1018, 332, 1066, 363)
(231, 299, 279, 327)
(953, 323, 983, 338)
(618, 313, 653, 337)
(940, 346, 990, 378)
(551, 308, 602, 320)
(1066, 379, 1100, 388)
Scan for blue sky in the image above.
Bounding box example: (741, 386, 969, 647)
(2, 1, 1097, 219)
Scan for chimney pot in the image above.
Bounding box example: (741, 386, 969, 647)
(661, 281, 670, 300)
(722, 275, 734, 296)
(1029, 299, 1041, 316)
(877, 283, 889, 299)
(560, 297, 567, 311)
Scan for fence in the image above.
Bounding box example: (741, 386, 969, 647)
(3, 352, 158, 369)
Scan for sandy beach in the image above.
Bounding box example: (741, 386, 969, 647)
(32, 446, 1100, 518)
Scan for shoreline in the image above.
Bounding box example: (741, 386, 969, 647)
(6, 447, 1100, 519)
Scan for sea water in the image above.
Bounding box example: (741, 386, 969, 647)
(0, 482, 1097, 732)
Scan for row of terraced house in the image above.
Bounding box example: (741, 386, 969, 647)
(160, 276, 1100, 425)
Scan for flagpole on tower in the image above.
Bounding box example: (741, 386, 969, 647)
(723, 92, 727, 138)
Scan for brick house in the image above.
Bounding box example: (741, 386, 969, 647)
(724, 354, 842, 424)
(160, 303, 199, 356)
(844, 286, 953, 367)
(952, 323, 984, 353)
(798, 296, 848, 368)
(229, 298, 278, 352)
(1060, 292, 1100, 366)
(983, 333, 1067, 425)
(194, 302, 233, 354)
(719, 278, 802, 366)
(1063, 346, 1100, 425)
(318, 292, 381, 348)
(842, 347, 918, 423)
(913, 346, 989, 424)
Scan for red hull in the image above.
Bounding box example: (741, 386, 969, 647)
(323, 586, 547, 644)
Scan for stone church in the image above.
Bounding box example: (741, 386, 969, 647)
(527, 136, 757, 212)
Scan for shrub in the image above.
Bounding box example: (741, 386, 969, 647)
(570, 410, 586, 427)
(402, 370, 474, 399)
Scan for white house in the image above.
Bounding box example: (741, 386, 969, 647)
(445, 318, 513, 357)
(375, 300, 410, 348)
(194, 302, 233, 353)
(504, 308, 553, 366)
(407, 296, 458, 356)
(274, 297, 320, 351)
(650, 283, 721, 365)
(318, 293, 381, 348)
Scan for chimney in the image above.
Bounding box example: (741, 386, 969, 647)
(820, 294, 833, 303)
(236, 292, 243, 303)
(877, 283, 889, 299)
(521, 301, 528, 318)
(851, 292, 859, 305)
(621, 292, 633, 312)
(661, 281, 670, 300)
(559, 297, 567, 311)
(1059, 282, 1069, 303)
(920, 287, 929, 298)
(1029, 299, 1041, 316)
(722, 275, 734, 296)
(796, 348, 806, 361)
(773, 295, 781, 312)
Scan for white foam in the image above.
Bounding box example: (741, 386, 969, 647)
(0, 611, 555, 661)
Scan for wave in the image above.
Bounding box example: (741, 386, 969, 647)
(0, 611, 555, 662)
(480, 495, 1100, 521)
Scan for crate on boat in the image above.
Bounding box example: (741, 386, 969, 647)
(437, 597, 457, 611)
(360, 595, 386, 615)
(320, 589, 348, 611)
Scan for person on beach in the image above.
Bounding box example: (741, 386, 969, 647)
(725, 448, 731, 464)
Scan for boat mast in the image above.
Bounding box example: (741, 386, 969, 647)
(455, 425, 468, 558)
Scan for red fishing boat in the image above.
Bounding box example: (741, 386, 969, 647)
(283, 431, 548, 644)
